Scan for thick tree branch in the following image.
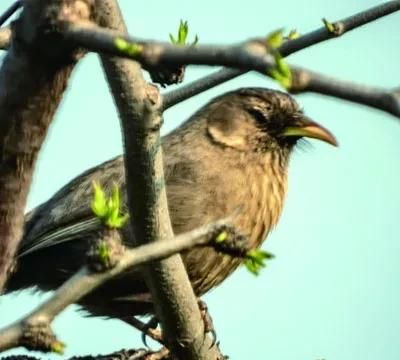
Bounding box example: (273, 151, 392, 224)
(0, 218, 233, 353)
(0, 0, 93, 292)
(64, 22, 275, 71)
(95, 1, 221, 359)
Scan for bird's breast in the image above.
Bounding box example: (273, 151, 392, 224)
(182, 150, 288, 295)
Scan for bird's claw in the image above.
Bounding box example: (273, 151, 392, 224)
(141, 316, 161, 349)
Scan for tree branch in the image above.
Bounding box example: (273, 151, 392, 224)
(279, 0, 400, 56)
(0, 0, 93, 292)
(64, 22, 276, 71)
(0, 0, 22, 27)
(290, 69, 400, 117)
(162, 1, 400, 112)
(1, 2, 398, 118)
(62, 15, 400, 118)
(0, 218, 233, 353)
(95, 1, 221, 359)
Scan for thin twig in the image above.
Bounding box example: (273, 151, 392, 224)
(0, 0, 22, 27)
(280, 1, 400, 56)
(290, 69, 400, 118)
(163, 1, 400, 109)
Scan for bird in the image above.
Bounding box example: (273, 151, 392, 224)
(5, 87, 337, 321)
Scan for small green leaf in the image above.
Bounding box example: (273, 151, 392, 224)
(111, 184, 120, 209)
(115, 37, 129, 51)
(287, 29, 300, 40)
(244, 249, 274, 276)
(266, 28, 284, 48)
(276, 56, 291, 78)
(91, 181, 108, 218)
(91, 182, 128, 229)
(51, 340, 65, 354)
(178, 20, 188, 44)
(169, 33, 177, 44)
(97, 241, 110, 264)
(216, 231, 228, 243)
(169, 20, 198, 46)
(322, 18, 335, 33)
(268, 52, 292, 89)
(192, 34, 199, 46)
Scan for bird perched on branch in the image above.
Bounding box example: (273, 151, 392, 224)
(6, 87, 336, 320)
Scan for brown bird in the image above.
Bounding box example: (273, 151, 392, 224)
(6, 87, 336, 321)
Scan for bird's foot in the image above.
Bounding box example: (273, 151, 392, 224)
(124, 302, 217, 350)
(123, 316, 163, 348)
(198, 299, 217, 347)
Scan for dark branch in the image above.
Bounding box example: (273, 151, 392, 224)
(163, 1, 400, 111)
(0, 0, 22, 27)
(63, 22, 274, 72)
(291, 69, 400, 118)
(280, 1, 400, 56)
(163, 67, 240, 110)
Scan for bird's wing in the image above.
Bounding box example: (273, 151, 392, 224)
(18, 217, 100, 257)
(19, 141, 206, 258)
(19, 156, 125, 257)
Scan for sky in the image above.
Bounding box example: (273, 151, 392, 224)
(1, 0, 400, 359)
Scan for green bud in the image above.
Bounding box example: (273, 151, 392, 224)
(266, 28, 284, 48)
(322, 18, 335, 34)
(216, 231, 228, 243)
(114, 38, 142, 57)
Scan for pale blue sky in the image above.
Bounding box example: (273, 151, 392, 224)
(1, 1, 400, 359)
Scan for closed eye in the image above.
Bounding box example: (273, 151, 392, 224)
(246, 107, 269, 124)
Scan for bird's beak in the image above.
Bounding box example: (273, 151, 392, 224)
(282, 115, 338, 146)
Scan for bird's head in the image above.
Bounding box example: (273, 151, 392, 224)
(204, 87, 337, 156)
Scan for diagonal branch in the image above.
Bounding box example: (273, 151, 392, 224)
(162, 1, 400, 110)
(0, 218, 233, 352)
(280, 0, 400, 55)
(290, 68, 400, 117)
(0, 0, 22, 27)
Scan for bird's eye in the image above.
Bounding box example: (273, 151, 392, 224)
(247, 107, 270, 124)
